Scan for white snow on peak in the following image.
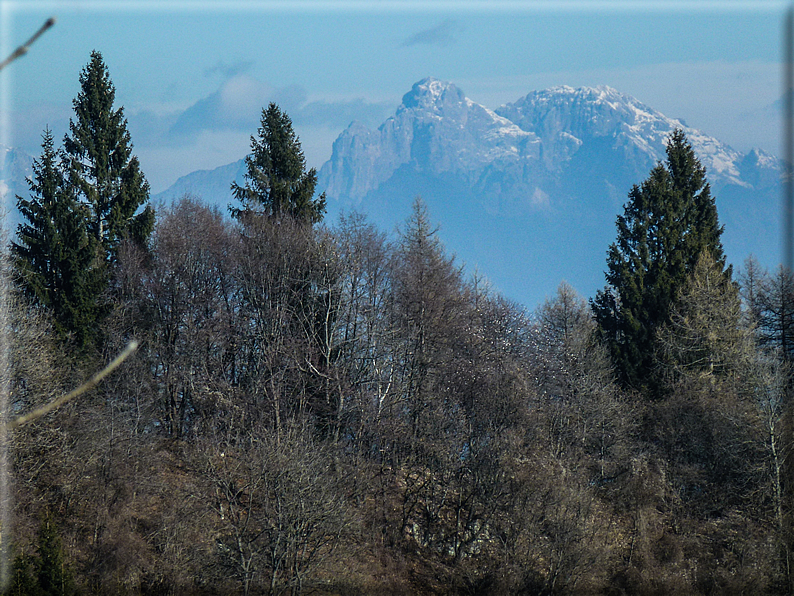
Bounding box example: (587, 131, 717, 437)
(747, 148, 779, 169)
(420, 77, 449, 100)
(494, 84, 752, 186)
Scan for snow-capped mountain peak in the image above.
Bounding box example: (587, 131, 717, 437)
(154, 77, 781, 309)
(319, 78, 538, 202)
(400, 77, 464, 112)
(493, 84, 751, 187)
(320, 79, 769, 208)
(0, 144, 34, 201)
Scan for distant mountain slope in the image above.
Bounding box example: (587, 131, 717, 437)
(495, 85, 748, 187)
(319, 80, 772, 207)
(153, 159, 247, 207)
(319, 79, 542, 210)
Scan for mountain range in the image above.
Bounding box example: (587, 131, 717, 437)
(4, 79, 783, 309)
(319, 79, 763, 208)
(157, 78, 781, 308)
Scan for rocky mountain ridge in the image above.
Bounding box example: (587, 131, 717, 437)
(0, 144, 34, 203)
(319, 78, 775, 213)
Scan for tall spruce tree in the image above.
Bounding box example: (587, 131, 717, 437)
(63, 50, 154, 260)
(13, 51, 153, 348)
(231, 103, 326, 224)
(592, 129, 728, 392)
(12, 129, 99, 345)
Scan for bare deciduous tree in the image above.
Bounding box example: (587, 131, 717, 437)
(198, 420, 352, 596)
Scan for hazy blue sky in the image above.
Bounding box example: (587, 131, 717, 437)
(0, 0, 786, 194)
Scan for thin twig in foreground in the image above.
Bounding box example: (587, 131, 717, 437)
(5, 340, 138, 432)
(0, 17, 56, 73)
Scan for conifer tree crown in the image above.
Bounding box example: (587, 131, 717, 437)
(592, 129, 728, 392)
(64, 50, 154, 257)
(232, 102, 326, 224)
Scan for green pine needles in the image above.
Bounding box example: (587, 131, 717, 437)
(231, 102, 326, 224)
(63, 50, 154, 257)
(7, 513, 76, 596)
(12, 129, 99, 346)
(592, 129, 729, 393)
(12, 50, 154, 348)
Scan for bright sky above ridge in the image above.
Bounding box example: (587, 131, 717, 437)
(0, 0, 786, 197)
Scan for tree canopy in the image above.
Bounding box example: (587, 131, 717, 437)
(12, 129, 100, 345)
(63, 49, 154, 258)
(12, 51, 154, 348)
(231, 103, 326, 224)
(592, 129, 728, 392)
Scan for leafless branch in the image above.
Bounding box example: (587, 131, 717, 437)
(6, 340, 138, 431)
(0, 17, 56, 72)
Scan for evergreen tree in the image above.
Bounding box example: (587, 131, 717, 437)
(592, 129, 728, 392)
(231, 103, 326, 224)
(63, 50, 154, 260)
(12, 129, 98, 345)
(5, 514, 75, 596)
(6, 552, 40, 596)
(13, 128, 63, 307)
(35, 513, 75, 596)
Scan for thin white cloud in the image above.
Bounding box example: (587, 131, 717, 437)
(166, 75, 392, 141)
(168, 74, 272, 138)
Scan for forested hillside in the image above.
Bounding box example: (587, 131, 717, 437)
(5, 52, 794, 596)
